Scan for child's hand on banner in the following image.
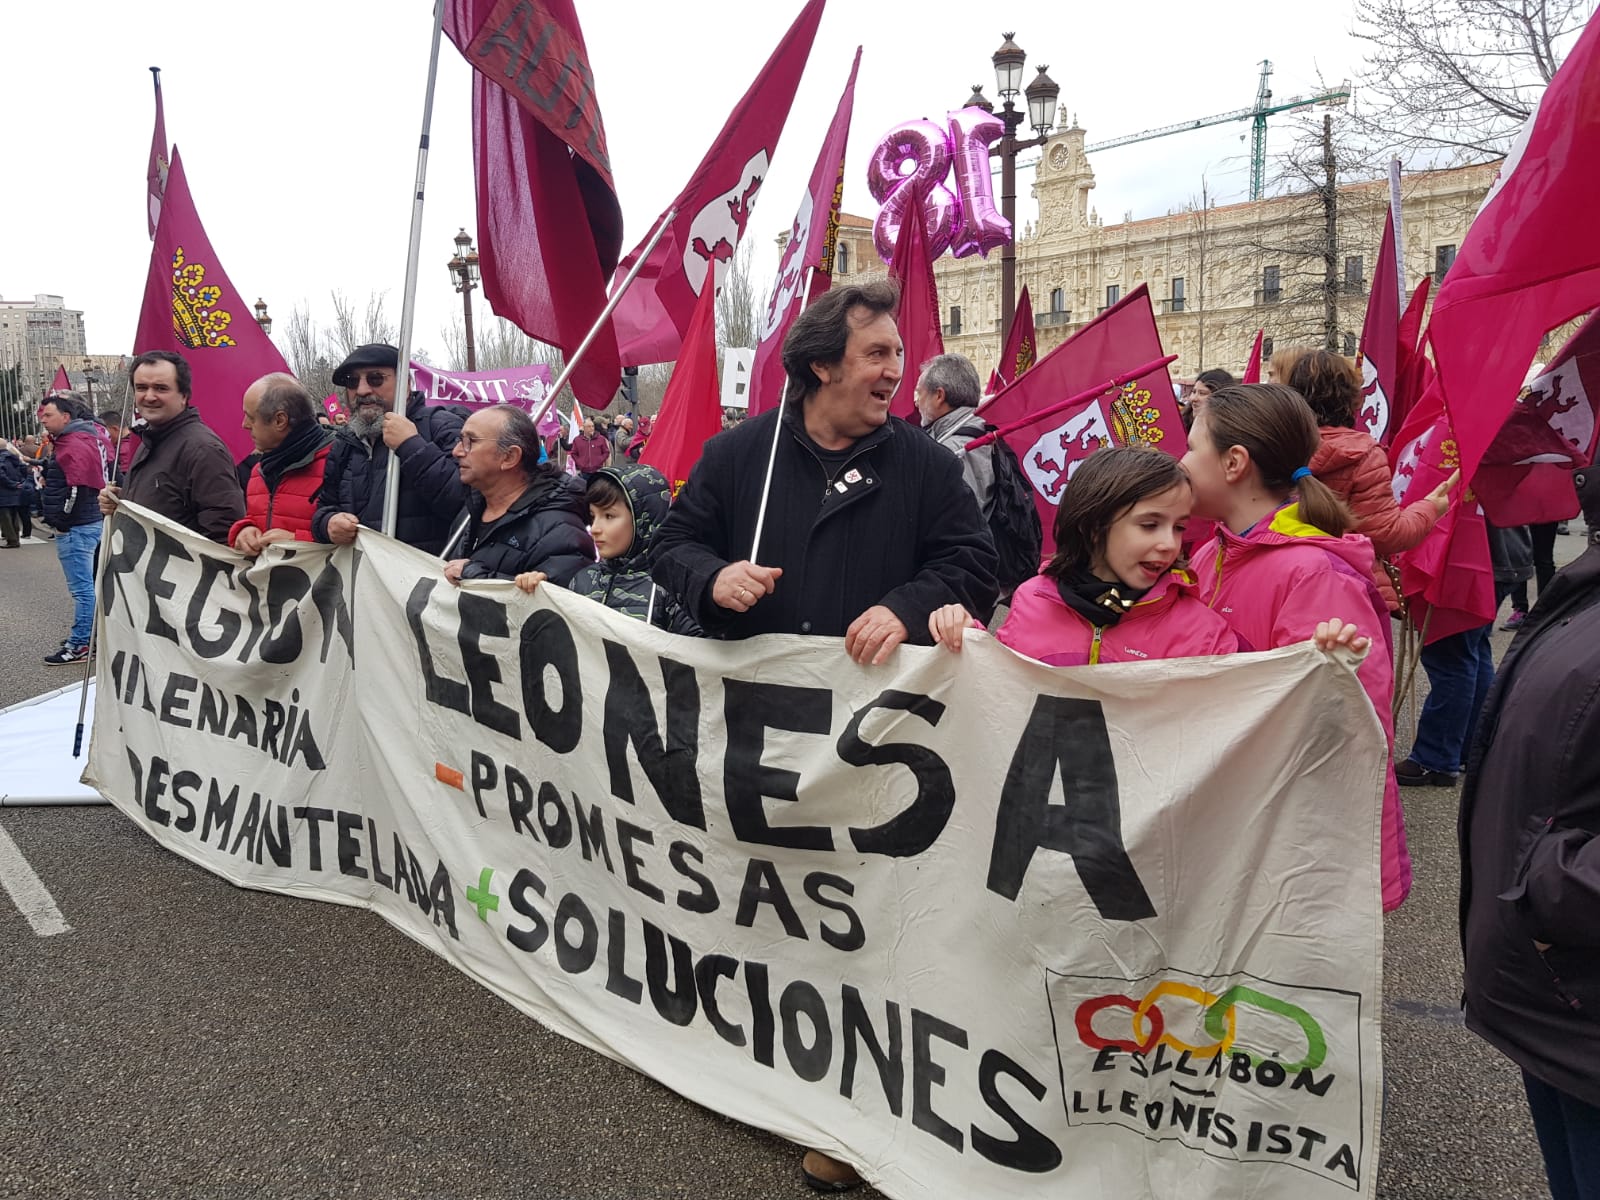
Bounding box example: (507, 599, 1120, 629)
(1314, 618, 1370, 656)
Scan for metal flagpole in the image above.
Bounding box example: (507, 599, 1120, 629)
(74, 382, 137, 758)
(527, 207, 678, 433)
(748, 266, 813, 564)
(381, 0, 448, 538)
(1388, 158, 1406, 298)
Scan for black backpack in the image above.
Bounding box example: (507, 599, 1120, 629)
(957, 418, 1043, 598)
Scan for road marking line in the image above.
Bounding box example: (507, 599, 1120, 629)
(0, 822, 71, 937)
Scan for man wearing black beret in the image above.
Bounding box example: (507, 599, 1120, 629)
(311, 343, 467, 555)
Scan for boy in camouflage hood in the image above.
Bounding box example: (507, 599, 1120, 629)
(518, 462, 700, 635)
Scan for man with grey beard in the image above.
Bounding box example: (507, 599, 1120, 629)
(310, 343, 467, 555)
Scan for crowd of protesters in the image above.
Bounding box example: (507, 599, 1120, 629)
(6, 279, 1597, 1199)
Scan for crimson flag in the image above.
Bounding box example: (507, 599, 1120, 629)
(444, 0, 624, 409)
(1387, 277, 1434, 444)
(146, 68, 169, 238)
(989, 285, 1037, 393)
(1427, 14, 1600, 484)
(1388, 376, 1496, 642)
(977, 285, 1182, 554)
(47, 365, 70, 397)
(133, 148, 293, 463)
(1241, 329, 1264, 383)
(1474, 311, 1600, 525)
(748, 46, 859, 417)
(611, 0, 825, 366)
(1357, 208, 1401, 442)
(641, 276, 722, 496)
(889, 184, 944, 421)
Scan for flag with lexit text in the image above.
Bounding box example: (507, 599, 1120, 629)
(748, 46, 859, 416)
(88, 499, 1387, 1200)
(444, 0, 624, 410)
(410, 360, 563, 436)
(978, 285, 1182, 554)
(133, 147, 292, 463)
(611, 0, 825, 366)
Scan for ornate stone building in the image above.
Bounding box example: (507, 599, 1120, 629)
(829, 119, 1497, 382)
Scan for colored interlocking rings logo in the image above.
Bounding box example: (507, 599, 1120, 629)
(1075, 982, 1327, 1072)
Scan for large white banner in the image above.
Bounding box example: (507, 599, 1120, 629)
(85, 504, 1387, 1200)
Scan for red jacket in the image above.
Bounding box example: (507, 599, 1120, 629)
(996, 569, 1238, 666)
(1311, 425, 1441, 612)
(229, 443, 332, 547)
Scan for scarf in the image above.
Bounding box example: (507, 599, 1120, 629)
(259, 422, 332, 491)
(1052, 564, 1150, 629)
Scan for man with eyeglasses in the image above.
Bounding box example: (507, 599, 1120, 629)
(440, 404, 591, 585)
(310, 343, 468, 554)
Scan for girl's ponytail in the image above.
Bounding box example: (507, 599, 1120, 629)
(1295, 472, 1354, 538)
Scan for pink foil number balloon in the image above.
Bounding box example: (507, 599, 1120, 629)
(868, 119, 957, 263)
(945, 108, 1011, 258)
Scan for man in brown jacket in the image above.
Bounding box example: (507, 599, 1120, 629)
(98, 351, 244, 542)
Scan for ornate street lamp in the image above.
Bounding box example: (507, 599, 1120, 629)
(988, 35, 1061, 348)
(253, 298, 273, 336)
(448, 227, 481, 371)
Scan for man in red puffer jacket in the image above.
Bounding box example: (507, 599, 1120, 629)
(230, 373, 332, 555)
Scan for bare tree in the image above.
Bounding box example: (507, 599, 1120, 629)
(1240, 112, 1387, 353)
(280, 303, 337, 400)
(328, 290, 396, 357)
(1353, 0, 1593, 162)
(715, 240, 767, 352)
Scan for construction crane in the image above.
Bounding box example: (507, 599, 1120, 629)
(1083, 61, 1350, 201)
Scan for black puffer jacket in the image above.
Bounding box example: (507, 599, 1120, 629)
(0, 452, 26, 508)
(652, 401, 998, 640)
(1460, 543, 1600, 1107)
(42, 420, 112, 531)
(445, 469, 594, 584)
(310, 393, 466, 555)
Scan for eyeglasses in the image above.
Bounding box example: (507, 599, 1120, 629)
(346, 370, 392, 391)
(457, 432, 501, 451)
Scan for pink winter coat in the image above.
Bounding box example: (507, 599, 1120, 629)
(1192, 503, 1411, 911)
(1311, 425, 1442, 612)
(996, 569, 1238, 666)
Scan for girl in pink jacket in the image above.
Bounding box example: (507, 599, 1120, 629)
(933, 447, 1238, 665)
(1182, 382, 1412, 910)
(926, 446, 1362, 662)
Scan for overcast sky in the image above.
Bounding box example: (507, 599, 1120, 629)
(5, 1, 1369, 365)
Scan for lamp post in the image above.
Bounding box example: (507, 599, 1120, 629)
(83, 356, 94, 403)
(982, 33, 1059, 349)
(447, 228, 481, 371)
(253, 298, 273, 336)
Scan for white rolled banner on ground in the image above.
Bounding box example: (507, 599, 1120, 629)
(85, 503, 1387, 1200)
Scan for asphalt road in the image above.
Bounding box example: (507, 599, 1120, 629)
(1, 528, 1586, 1199)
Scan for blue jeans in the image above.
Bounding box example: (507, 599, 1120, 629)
(1524, 1071, 1600, 1200)
(54, 522, 102, 648)
(1411, 622, 1494, 773)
